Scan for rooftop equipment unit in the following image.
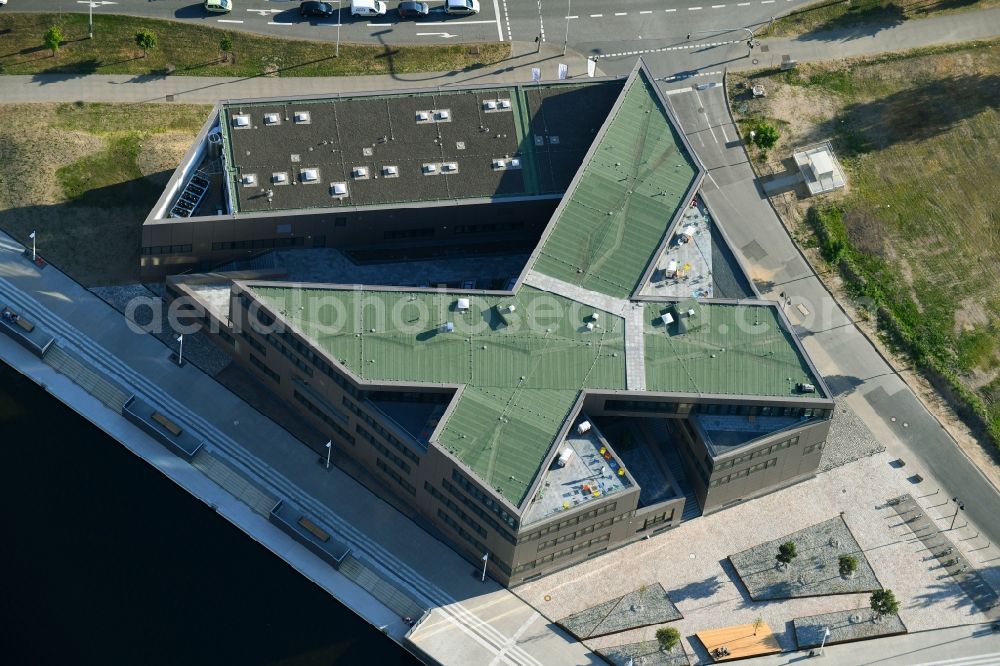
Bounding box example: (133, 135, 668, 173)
(330, 182, 348, 197)
(503, 304, 516, 314)
(661, 313, 674, 326)
(293, 111, 311, 124)
(796, 382, 816, 394)
(241, 174, 257, 186)
(263, 113, 280, 125)
(483, 100, 497, 110)
(492, 159, 504, 170)
(423, 163, 437, 174)
(590, 312, 600, 321)
(498, 99, 511, 109)
(352, 166, 369, 179)
(577, 421, 592, 435)
(441, 322, 455, 333)
(233, 114, 250, 127)
(434, 109, 450, 121)
(456, 298, 470, 311)
(272, 172, 288, 184)
(442, 162, 458, 173)
(416, 111, 430, 121)
(556, 447, 573, 468)
(509, 158, 521, 169)
(382, 165, 398, 177)
(301, 168, 319, 182)
(585, 322, 595, 331)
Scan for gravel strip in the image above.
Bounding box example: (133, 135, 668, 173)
(820, 398, 884, 471)
(560, 583, 682, 640)
(794, 608, 906, 648)
(597, 639, 690, 666)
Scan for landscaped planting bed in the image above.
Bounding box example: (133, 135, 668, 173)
(558, 583, 682, 640)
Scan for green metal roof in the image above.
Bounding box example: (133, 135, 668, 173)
(531, 69, 699, 298)
(251, 285, 627, 504)
(644, 302, 821, 397)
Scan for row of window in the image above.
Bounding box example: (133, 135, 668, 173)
(605, 400, 828, 420)
(292, 390, 355, 446)
(384, 228, 434, 240)
(434, 510, 512, 576)
(249, 353, 279, 383)
(265, 332, 315, 377)
(519, 502, 620, 543)
(710, 457, 778, 487)
(357, 425, 411, 473)
(452, 222, 525, 234)
(451, 470, 519, 531)
(241, 331, 266, 355)
(440, 479, 517, 544)
(342, 398, 421, 465)
(715, 436, 800, 470)
(142, 244, 193, 256)
(537, 517, 614, 552)
(211, 237, 304, 251)
(426, 485, 487, 539)
(514, 534, 611, 574)
(376, 458, 416, 496)
(804, 441, 825, 455)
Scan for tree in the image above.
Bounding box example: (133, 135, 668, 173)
(751, 122, 780, 150)
(636, 583, 648, 611)
(220, 35, 234, 62)
(135, 29, 158, 57)
(655, 627, 680, 652)
(44, 26, 64, 57)
(839, 554, 859, 577)
(776, 541, 798, 568)
(870, 589, 899, 623)
(752, 616, 764, 636)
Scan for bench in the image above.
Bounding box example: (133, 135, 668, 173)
(152, 411, 183, 437)
(297, 516, 331, 543)
(15, 318, 34, 333)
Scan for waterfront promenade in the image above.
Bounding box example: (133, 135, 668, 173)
(0, 229, 596, 666)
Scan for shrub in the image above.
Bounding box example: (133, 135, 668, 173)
(776, 541, 798, 566)
(44, 26, 64, 57)
(135, 29, 158, 57)
(870, 589, 900, 621)
(839, 554, 859, 576)
(752, 122, 780, 150)
(656, 627, 681, 652)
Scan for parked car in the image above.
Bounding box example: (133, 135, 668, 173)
(351, 0, 387, 16)
(444, 0, 479, 15)
(203, 0, 232, 13)
(397, 1, 430, 18)
(300, 0, 336, 17)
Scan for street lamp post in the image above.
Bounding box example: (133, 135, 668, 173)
(336, 8, 341, 58)
(176, 334, 184, 366)
(481, 552, 489, 582)
(29, 231, 36, 262)
(325, 440, 332, 470)
(563, 0, 571, 56)
(950, 497, 965, 530)
(89, 2, 94, 40)
(819, 626, 831, 655)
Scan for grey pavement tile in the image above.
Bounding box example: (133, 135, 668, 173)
(729, 516, 881, 601)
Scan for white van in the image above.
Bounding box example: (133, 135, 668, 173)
(351, 0, 387, 16)
(203, 0, 232, 13)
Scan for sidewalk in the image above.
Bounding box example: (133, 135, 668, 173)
(738, 6, 1000, 70)
(0, 231, 597, 665)
(0, 41, 603, 104)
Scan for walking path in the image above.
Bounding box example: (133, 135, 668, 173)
(0, 231, 595, 666)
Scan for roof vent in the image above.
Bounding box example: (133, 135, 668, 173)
(232, 114, 251, 128)
(271, 172, 288, 184)
(510, 158, 521, 169)
(241, 174, 257, 187)
(330, 182, 348, 197)
(577, 421, 592, 435)
(263, 113, 280, 125)
(352, 166, 369, 180)
(441, 322, 455, 333)
(498, 99, 511, 109)
(293, 111, 311, 124)
(483, 100, 498, 111)
(456, 298, 470, 311)
(441, 162, 458, 173)
(423, 163, 438, 174)
(434, 109, 451, 121)
(382, 165, 399, 178)
(661, 313, 674, 326)
(415, 110, 430, 122)
(585, 322, 595, 331)
(300, 168, 319, 182)
(492, 159, 504, 170)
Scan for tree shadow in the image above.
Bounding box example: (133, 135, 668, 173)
(794, 1, 907, 42)
(813, 73, 1000, 156)
(667, 574, 726, 602)
(822, 374, 866, 397)
(32, 59, 102, 81)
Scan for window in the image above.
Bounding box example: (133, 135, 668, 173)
(357, 425, 411, 473)
(142, 244, 192, 256)
(450, 470, 519, 530)
(376, 458, 416, 495)
(248, 353, 279, 383)
(293, 390, 355, 446)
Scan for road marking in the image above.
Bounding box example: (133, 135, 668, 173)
(536, 0, 545, 41)
(500, 0, 511, 41)
(597, 40, 737, 59)
(246, 8, 281, 14)
(268, 21, 293, 25)
(217, 19, 244, 23)
(665, 7, 676, 11)
(565, 15, 578, 19)
(417, 32, 457, 38)
(615, 11, 627, 15)
(639, 10, 652, 14)
(367, 23, 393, 26)
(738, 2, 750, 4)
(492, 0, 503, 40)
(688, 6, 703, 10)
(419, 20, 498, 24)
(663, 69, 722, 82)
(762, 0, 775, 3)
(590, 13, 603, 17)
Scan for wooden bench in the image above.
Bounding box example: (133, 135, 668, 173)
(16, 318, 34, 333)
(298, 516, 331, 543)
(151, 411, 183, 437)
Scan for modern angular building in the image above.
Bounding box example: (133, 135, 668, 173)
(160, 62, 834, 587)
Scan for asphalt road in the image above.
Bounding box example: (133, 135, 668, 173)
(15, 0, 814, 50)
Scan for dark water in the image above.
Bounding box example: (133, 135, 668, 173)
(0, 362, 419, 666)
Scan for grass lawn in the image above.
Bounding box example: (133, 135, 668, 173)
(0, 103, 211, 285)
(728, 39, 1000, 443)
(762, 0, 999, 38)
(0, 13, 508, 77)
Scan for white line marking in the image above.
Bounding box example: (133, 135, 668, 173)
(590, 13, 603, 17)
(639, 9, 652, 13)
(738, 2, 750, 5)
(268, 21, 293, 25)
(712, 3, 726, 6)
(615, 11, 627, 15)
(217, 19, 244, 23)
(762, 0, 775, 3)
(665, 8, 677, 12)
(688, 6, 703, 10)
(565, 15, 578, 19)
(500, 0, 511, 41)
(419, 20, 498, 24)
(367, 23, 393, 26)
(492, 0, 503, 40)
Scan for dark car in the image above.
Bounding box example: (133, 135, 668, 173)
(398, 1, 429, 17)
(300, 1, 336, 17)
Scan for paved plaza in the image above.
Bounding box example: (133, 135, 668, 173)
(515, 452, 999, 659)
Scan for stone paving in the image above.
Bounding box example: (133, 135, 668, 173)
(514, 453, 994, 659)
(729, 516, 881, 601)
(820, 398, 885, 471)
(559, 583, 682, 640)
(794, 608, 906, 649)
(598, 640, 690, 666)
